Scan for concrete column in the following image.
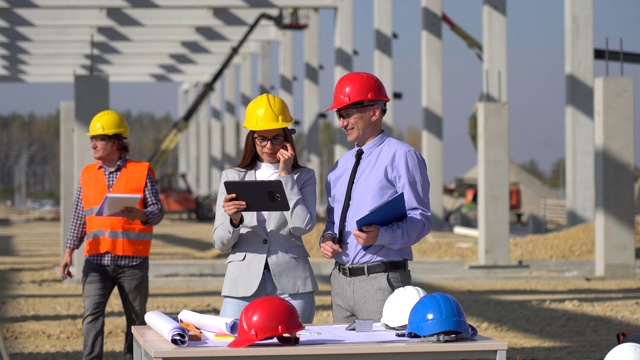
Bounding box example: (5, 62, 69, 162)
(421, 0, 445, 230)
(210, 88, 223, 195)
(197, 83, 210, 197)
(477, 102, 510, 265)
(224, 68, 239, 168)
(565, 0, 594, 226)
(259, 41, 272, 95)
(239, 54, 253, 144)
(186, 83, 199, 191)
(279, 31, 295, 114)
(594, 77, 635, 278)
(177, 83, 190, 174)
(59, 101, 75, 259)
(333, 0, 354, 159)
(477, 0, 510, 266)
(303, 8, 323, 213)
(482, 0, 507, 102)
(373, 0, 393, 128)
(69, 74, 109, 281)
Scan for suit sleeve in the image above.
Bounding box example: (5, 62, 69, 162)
(212, 170, 242, 252)
(280, 168, 317, 237)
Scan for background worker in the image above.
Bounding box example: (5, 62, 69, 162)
(320, 72, 432, 323)
(213, 93, 318, 323)
(59, 110, 165, 360)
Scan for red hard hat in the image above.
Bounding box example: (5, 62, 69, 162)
(227, 296, 305, 348)
(325, 72, 390, 112)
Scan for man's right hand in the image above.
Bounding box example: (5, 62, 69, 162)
(60, 248, 74, 280)
(320, 234, 342, 259)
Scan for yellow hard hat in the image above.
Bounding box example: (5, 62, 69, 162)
(86, 110, 129, 137)
(243, 94, 294, 131)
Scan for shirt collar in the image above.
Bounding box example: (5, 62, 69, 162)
(356, 130, 388, 157)
(97, 156, 127, 171)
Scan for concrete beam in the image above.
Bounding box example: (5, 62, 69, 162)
(0, 0, 338, 8)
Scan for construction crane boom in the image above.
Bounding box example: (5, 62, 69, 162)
(148, 12, 280, 170)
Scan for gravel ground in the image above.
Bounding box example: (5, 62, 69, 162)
(1, 210, 639, 360)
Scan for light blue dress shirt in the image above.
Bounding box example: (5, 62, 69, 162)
(323, 131, 432, 265)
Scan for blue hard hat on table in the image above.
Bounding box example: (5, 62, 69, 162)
(406, 292, 477, 341)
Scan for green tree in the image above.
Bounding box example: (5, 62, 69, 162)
(547, 158, 565, 190)
(520, 159, 546, 183)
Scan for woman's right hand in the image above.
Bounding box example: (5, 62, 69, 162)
(223, 193, 246, 225)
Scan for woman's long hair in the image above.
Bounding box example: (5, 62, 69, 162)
(235, 128, 303, 170)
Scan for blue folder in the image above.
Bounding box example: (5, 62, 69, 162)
(355, 192, 407, 231)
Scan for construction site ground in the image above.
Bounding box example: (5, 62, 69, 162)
(1, 206, 640, 360)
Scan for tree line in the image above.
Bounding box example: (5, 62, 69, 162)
(0, 111, 176, 204)
(0, 110, 564, 206)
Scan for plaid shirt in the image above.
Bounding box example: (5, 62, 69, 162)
(65, 157, 165, 266)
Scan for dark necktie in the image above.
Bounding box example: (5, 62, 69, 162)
(337, 148, 364, 246)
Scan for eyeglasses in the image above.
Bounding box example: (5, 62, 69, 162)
(90, 136, 110, 143)
(336, 103, 375, 120)
(254, 135, 285, 147)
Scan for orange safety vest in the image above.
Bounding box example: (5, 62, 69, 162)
(81, 160, 154, 257)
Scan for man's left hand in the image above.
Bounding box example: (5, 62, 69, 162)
(122, 207, 146, 222)
(352, 225, 379, 247)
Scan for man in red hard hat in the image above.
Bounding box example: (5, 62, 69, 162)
(319, 72, 432, 324)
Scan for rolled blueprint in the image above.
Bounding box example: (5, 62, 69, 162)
(145, 310, 189, 346)
(178, 309, 239, 335)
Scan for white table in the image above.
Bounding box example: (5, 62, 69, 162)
(133, 324, 507, 360)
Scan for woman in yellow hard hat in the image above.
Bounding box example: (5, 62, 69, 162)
(212, 93, 318, 323)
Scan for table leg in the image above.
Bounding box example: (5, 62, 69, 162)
(0, 327, 9, 360)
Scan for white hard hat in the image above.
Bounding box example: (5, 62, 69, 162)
(381, 285, 428, 330)
(605, 343, 640, 360)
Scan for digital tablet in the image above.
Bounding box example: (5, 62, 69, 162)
(95, 194, 142, 217)
(224, 180, 290, 212)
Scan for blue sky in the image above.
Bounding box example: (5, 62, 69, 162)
(0, 0, 638, 183)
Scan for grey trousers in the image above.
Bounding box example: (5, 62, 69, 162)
(330, 267, 411, 324)
(81, 258, 149, 360)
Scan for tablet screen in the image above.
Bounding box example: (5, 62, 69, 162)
(223, 180, 290, 212)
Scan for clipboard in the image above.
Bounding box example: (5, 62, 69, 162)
(355, 192, 407, 231)
(224, 180, 290, 212)
(95, 193, 142, 216)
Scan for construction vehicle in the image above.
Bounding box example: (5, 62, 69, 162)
(148, 9, 306, 221)
(462, 183, 523, 223)
(444, 179, 523, 226)
(157, 173, 215, 221)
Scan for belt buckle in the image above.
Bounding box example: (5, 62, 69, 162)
(342, 265, 350, 277)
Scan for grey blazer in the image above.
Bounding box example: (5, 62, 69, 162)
(212, 166, 319, 297)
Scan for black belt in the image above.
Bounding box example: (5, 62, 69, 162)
(335, 260, 408, 278)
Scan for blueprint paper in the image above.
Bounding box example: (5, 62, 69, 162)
(178, 309, 239, 335)
(185, 324, 421, 347)
(145, 310, 189, 346)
